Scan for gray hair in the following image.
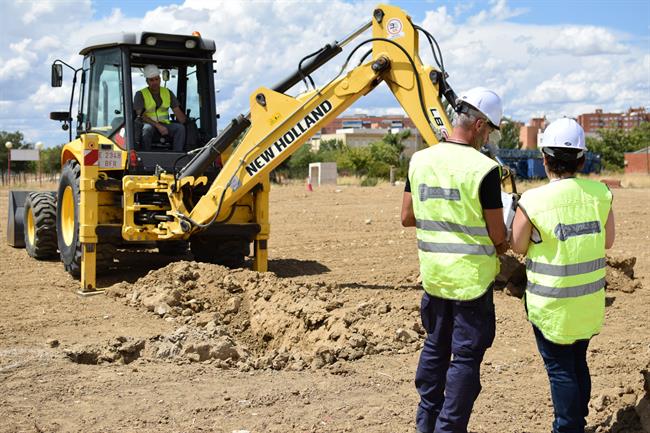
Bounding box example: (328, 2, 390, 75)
(453, 112, 480, 129)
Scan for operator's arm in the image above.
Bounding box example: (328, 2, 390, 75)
(401, 177, 416, 227)
(173, 106, 186, 124)
(169, 91, 186, 124)
(133, 90, 145, 117)
(481, 167, 508, 254)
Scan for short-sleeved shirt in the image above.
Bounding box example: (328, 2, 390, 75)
(133, 88, 180, 115)
(405, 141, 503, 209)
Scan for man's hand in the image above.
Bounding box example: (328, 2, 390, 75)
(156, 123, 169, 135)
(495, 241, 509, 255)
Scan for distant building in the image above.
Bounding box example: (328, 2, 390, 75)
(624, 147, 650, 174)
(519, 117, 548, 150)
(577, 107, 650, 134)
(312, 127, 423, 158)
(319, 114, 416, 134)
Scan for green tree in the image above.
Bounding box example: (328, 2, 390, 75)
(41, 145, 63, 173)
(497, 118, 521, 149)
(315, 138, 345, 163)
(343, 146, 373, 176)
(286, 143, 316, 178)
(586, 123, 650, 169)
(382, 129, 411, 155)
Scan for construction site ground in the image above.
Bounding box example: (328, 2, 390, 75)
(1, 180, 648, 433)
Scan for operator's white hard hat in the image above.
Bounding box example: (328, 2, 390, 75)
(456, 87, 503, 130)
(144, 64, 160, 79)
(540, 118, 586, 157)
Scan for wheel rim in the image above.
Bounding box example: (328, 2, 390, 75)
(26, 206, 35, 246)
(61, 186, 75, 246)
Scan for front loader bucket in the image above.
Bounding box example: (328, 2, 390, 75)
(6, 190, 31, 248)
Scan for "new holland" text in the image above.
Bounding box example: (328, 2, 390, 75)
(245, 100, 333, 177)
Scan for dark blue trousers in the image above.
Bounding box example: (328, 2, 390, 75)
(415, 288, 495, 433)
(533, 326, 591, 433)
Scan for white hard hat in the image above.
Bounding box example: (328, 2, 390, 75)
(540, 118, 586, 155)
(456, 87, 503, 130)
(143, 64, 160, 79)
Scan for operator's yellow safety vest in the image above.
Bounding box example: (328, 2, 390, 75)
(519, 178, 612, 345)
(409, 142, 500, 301)
(141, 87, 171, 124)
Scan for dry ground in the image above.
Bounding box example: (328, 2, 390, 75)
(0, 179, 648, 433)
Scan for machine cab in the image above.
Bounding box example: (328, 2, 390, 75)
(51, 32, 218, 173)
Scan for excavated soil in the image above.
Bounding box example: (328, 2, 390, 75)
(1, 182, 649, 433)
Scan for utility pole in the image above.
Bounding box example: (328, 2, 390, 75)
(35, 142, 43, 185)
(5, 141, 12, 185)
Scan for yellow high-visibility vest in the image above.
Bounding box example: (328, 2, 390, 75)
(409, 142, 500, 300)
(519, 178, 612, 344)
(141, 87, 171, 124)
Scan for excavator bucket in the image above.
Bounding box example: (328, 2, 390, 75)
(6, 190, 31, 248)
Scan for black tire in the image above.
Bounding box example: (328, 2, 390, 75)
(190, 237, 249, 268)
(156, 240, 189, 256)
(23, 192, 58, 259)
(56, 160, 115, 277)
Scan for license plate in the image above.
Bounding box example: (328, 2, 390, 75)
(99, 150, 122, 169)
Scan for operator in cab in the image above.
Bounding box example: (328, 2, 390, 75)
(134, 64, 186, 152)
(401, 87, 507, 433)
(511, 118, 615, 433)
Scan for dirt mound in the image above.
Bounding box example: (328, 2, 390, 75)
(105, 261, 424, 370)
(607, 256, 643, 294)
(586, 363, 649, 433)
(495, 254, 642, 297)
(64, 336, 145, 365)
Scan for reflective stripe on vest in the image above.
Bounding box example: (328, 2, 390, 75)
(409, 142, 499, 301)
(519, 178, 612, 344)
(141, 87, 171, 124)
(418, 240, 495, 255)
(526, 257, 606, 277)
(527, 277, 606, 298)
(416, 219, 489, 236)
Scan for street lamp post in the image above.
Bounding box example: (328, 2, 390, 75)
(35, 142, 43, 185)
(5, 141, 12, 186)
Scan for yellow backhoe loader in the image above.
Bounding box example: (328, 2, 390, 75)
(7, 4, 514, 293)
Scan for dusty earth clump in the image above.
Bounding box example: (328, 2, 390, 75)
(104, 261, 425, 370)
(64, 336, 145, 365)
(606, 256, 643, 293)
(585, 363, 649, 433)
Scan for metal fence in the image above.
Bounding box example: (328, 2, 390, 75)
(0, 171, 59, 187)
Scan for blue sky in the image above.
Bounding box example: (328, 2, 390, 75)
(92, 0, 650, 42)
(2, 0, 649, 147)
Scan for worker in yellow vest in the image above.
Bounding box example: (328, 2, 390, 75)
(402, 87, 507, 433)
(134, 64, 187, 152)
(511, 118, 615, 433)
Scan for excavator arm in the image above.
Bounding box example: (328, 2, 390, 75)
(168, 4, 455, 231)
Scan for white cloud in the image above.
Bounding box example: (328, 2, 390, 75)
(0, 0, 648, 148)
(468, 0, 527, 25)
(546, 26, 629, 56)
(0, 57, 32, 80)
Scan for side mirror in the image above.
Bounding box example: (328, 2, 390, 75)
(162, 69, 170, 82)
(50, 111, 70, 121)
(51, 64, 63, 87)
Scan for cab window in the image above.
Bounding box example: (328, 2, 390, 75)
(87, 49, 124, 138)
